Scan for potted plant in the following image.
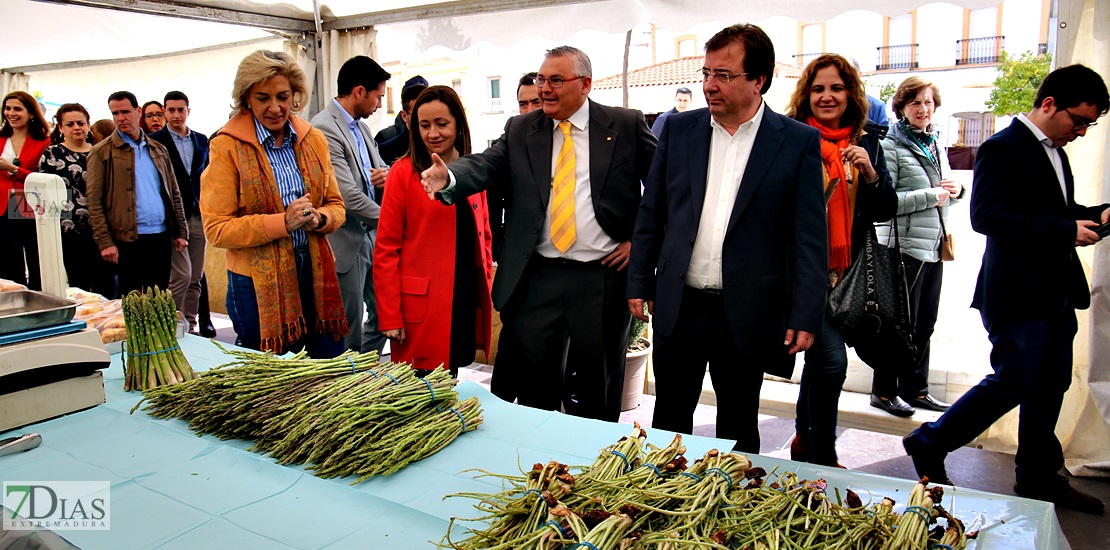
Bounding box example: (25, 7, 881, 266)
(622, 304, 652, 411)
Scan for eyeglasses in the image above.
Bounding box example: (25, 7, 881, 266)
(144, 112, 165, 120)
(699, 70, 749, 84)
(533, 76, 583, 88)
(1063, 108, 1098, 130)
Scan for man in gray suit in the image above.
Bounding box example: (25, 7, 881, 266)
(310, 56, 391, 353)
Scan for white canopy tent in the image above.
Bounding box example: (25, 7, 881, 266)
(3, 0, 1110, 477)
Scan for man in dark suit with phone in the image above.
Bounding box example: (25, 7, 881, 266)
(626, 23, 828, 453)
(421, 46, 656, 421)
(904, 64, 1109, 514)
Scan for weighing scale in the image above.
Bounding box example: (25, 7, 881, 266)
(0, 174, 110, 432)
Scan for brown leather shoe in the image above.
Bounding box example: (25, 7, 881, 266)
(1015, 480, 1105, 515)
(791, 434, 846, 468)
(790, 434, 807, 462)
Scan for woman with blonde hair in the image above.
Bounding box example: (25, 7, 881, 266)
(0, 91, 51, 289)
(39, 103, 116, 297)
(786, 53, 896, 466)
(201, 50, 348, 357)
(374, 85, 493, 376)
(870, 76, 962, 414)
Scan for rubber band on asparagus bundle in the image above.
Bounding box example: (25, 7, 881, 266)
(421, 377, 442, 411)
(707, 467, 734, 490)
(904, 505, 933, 523)
(450, 407, 466, 431)
(609, 450, 632, 473)
(544, 520, 569, 538)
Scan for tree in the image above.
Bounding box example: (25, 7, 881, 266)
(986, 50, 1051, 116)
(878, 82, 897, 105)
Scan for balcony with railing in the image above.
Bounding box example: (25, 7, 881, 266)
(875, 44, 919, 71)
(486, 97, 502, 113)
(956, 36, 1004, 65)
(1038, 42, 1049, 56)
(792, 52, 823, 68)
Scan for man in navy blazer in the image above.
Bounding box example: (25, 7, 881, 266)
(627, 24, 827, 453)
(904, 65, 1109, 514)
(150, 91, 208, 333)
(422, 46, 656, 421)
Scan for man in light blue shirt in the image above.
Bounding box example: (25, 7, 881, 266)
(310, 56, 391, 353)
(86, 91, 188, 297)
(151, 91, 210, 333)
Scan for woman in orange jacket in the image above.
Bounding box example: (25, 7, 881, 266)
(201, 50, 348, 357)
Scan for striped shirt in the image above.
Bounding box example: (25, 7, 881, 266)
(254, 117, 307, 249)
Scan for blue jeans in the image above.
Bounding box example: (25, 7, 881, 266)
(226, 247, 345, 359)
(795, 311, 849, 464)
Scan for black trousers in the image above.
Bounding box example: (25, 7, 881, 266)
(0, 214, 27, 285)
(493, 255, 630, 422)
(872, 260, 943, 398)
(913, 308, 1076, 486)
(63, 230, 117, 298)
(116, 232, 172, 297)
(652, 286, 766, 454)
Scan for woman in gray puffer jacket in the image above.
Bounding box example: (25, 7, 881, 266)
(870, 76, 964, 416)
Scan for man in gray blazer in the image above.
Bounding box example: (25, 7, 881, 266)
(422, 46, 656, 421)
(310, 56, 391, 353)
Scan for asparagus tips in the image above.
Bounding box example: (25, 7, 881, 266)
(123, 287, 197, 391)
(134, 350, 483, 483)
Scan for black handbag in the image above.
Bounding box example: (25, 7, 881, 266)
(828, 222, 918, 365)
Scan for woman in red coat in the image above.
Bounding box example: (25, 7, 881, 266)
(374, 85, 493, 376)
(0, 91, 51, 289)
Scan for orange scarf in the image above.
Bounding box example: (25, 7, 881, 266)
(231, 129, 348, 353)
(808, 117, 854, 271)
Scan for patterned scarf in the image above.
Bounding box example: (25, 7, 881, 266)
(230, 124, 347, 353)
(899, 119, 942, 173)
(807, 116, 855, 272)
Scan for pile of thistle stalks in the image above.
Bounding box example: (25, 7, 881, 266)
(133, 343, 482, 483)
(441, 424, 970, 549)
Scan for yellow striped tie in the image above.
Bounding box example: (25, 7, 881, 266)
(550, 121, 576, 253)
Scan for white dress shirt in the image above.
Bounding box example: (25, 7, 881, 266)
(535, 101, 619, 261)
(686, 101, 766, 290)
(1017, 113, 1067, 204)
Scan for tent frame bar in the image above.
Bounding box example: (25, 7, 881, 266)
(323, 0, 601, 30)
(33, 0, 316, 32)
(3, 36, 288, 74)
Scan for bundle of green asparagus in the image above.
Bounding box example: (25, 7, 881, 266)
(134, 343, 483, 482)
(122, 287, 198, 391)
(441, 425, 969, 550)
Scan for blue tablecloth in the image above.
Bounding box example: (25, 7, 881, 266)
(1, 335, 1065, 549)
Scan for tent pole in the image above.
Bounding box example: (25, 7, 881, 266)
(622, 29, 631, 108)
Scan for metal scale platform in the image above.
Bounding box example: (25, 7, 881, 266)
(0, 173, 110, 432)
